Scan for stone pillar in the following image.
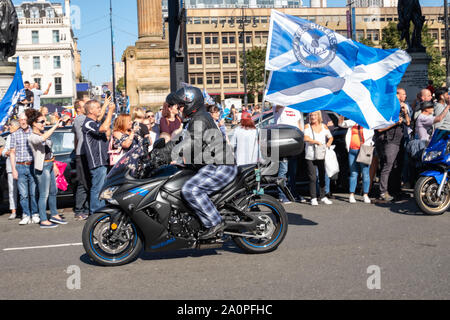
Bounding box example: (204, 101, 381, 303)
(399, 52, 432, 105)
(137, 0, 163, 39)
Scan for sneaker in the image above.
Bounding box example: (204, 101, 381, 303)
(8, 212, 16, 220)
(363, 195, 371, 204)
(19, 216, 31, 225)
(199, 221, 226, 240)
(321, 197, 333, 205)
(31, 214, 40, 224)
(311, 198, 319, 206)
(349, 194, 356, 203)
(294, 195, 307, 203)
(40, 222, 58, 229)
(379, 193, 393, 201)
(279, 195, 292, 204)
(49, 217, 68, 225)
(74, 213, 88, 221)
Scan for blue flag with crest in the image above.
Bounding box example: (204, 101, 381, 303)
(265, 10, 411, 129)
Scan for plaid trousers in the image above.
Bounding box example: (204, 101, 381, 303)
(182, 164, 238, 228)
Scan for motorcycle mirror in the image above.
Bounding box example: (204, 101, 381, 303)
(153, 138, 166, 149)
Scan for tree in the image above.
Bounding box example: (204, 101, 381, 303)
(380, 22, 445, 86)
(358, 38, 376, 47)
(117, 76, 125, 93)
(240, 46, 267, 104)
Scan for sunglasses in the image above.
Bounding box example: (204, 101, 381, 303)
(37, 120, 46, 124)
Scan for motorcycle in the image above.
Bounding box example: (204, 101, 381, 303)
(82, 125, 303, 266)
(414, 129, 450, 215)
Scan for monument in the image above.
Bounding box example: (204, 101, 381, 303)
(397, 0, 432, 104)
(0, 0, 19, 101)
(122, 0, 170, 109)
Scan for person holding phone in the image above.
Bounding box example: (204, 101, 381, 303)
(26, 109, 69, 228)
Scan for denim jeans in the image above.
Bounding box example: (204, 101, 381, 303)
(89, 166, 107, 214)
(34, 162, 58, 222)
(16, 164, 38, 217)
(348, 148, 371, 194)
(277, 157, 299, 199)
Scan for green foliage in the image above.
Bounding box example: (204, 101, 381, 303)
(358, 38, 376, 47)
(380, 22, 446, 86)
(240, 46, 268, 102)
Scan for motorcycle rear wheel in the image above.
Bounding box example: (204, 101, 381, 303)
(233, 195, 288, 254)
(82, 212, 143, 266)
(414, 176, 450, 215)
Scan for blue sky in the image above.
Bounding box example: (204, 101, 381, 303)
(13, 0, 444, 86)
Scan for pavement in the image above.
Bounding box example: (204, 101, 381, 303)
(0, 192, 449, 300)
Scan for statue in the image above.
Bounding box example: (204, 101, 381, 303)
(397, 0, 426, 52)
(0, 0, 19, 63)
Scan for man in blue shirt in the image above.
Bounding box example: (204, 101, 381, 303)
(82, 99, 115, 214)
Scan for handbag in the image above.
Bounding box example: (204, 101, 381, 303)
(312, 128, 326, 160)
(356, 126, 374, 165)
(325, 145, 339, 178)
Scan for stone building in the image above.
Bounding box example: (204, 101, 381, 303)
(13, 0, 80, 106)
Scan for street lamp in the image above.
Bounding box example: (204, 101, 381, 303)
(88, 64, 100, 98)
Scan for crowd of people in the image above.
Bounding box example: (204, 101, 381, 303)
(270, 84, 450, 206)
(1, 80, 449, 229)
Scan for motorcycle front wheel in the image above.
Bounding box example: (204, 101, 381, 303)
(233, 195, 288, 254)
(414, 176, 450, 215)
(82, 212, 143, 266)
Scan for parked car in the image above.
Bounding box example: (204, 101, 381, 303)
(0, 126, 77, 207)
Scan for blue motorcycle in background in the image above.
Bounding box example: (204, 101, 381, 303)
(414, 129, 450, 215)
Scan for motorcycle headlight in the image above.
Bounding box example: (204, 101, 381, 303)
(100, 186, 119, 200)
(423, 151, 442, 162)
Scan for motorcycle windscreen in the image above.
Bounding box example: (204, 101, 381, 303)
(107, 145, 145, 179)
(429, 129, 450, 146)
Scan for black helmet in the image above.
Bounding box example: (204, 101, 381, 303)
(165, 86, 204, 118)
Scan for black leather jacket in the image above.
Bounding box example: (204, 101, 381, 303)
(154, 106, 236, 170)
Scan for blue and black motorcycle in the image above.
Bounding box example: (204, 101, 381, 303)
(414, 129, 450, 215)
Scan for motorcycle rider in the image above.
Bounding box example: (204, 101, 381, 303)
(154, 86, 237, 239)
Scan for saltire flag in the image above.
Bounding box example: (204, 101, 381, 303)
(0, 58, 25, 129)
(264, 10, 411, 129)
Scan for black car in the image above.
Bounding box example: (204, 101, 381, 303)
(0, 126, 77, 207)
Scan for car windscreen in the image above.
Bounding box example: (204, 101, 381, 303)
(50, 131, 74, 154)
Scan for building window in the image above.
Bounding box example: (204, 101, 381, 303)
(222, 32, 235, 45)
(32, 30, 39, 44)
(366, 30, 379, 42)
(16, 9, 24, 19)
(54, 56, 61, 69)
(33, 78, 41, 88)
(54, 77, 62, 95)
(189, 73, 203, 85)
(33, 56, 40, 70)
(46, 8, 55, 18)
(30, 7, 40, 19)
(188, 33, 202, 46)
(53, 30, 60, 43)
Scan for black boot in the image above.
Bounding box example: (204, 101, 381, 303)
(199, 222, 226, 240)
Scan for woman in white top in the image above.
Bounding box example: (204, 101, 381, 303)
(304, 111, 333, 206)
(339, 116, 374, 204)
(230, 113, 259, 166)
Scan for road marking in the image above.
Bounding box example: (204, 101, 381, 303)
(3, 243, 83, 252)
